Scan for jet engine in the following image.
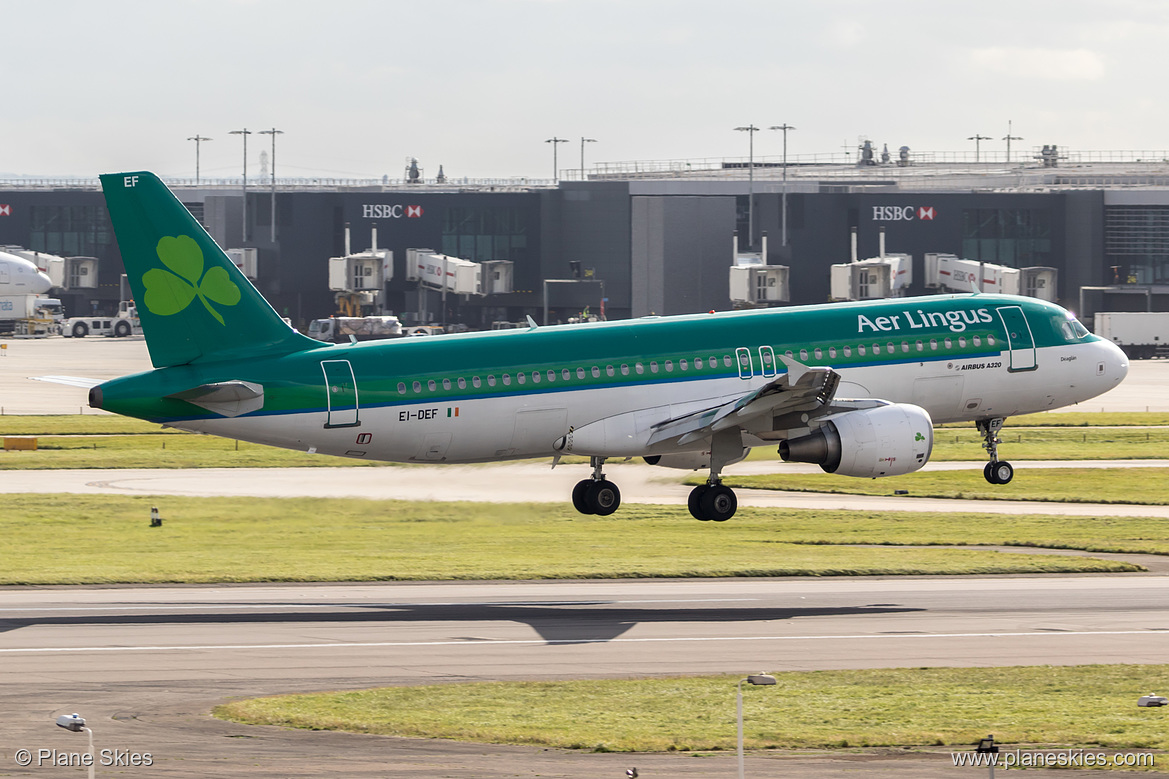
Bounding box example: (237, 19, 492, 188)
(778, 403, 933, 478)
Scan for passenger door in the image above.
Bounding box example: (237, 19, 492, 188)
(321, 359, 360, 428)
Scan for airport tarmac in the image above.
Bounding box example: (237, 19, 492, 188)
(4, 576, 1169, 778)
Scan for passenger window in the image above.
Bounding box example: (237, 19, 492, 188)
(785, 350, 794, 359)
(607, 365, 615, 377)
(518, 373, 527, 384)
(533, 371, 541, 383)
(828, 347, 837, 358)
(800, 349, 809, 360)
(457, 377, 467, 389)
(988, 335, 996, 346)
(959, 336, 967, 348)
(591, 366, 600, 378)
(428, 379, 437, 391)
(621, 364, 630, 375)
(636, 363, 645, 374)
(397, 382, 406, 394)
(487, 375, 496, 387)
(843, 345, 852, 357)
(858, 345, 866, 356)
(442, 378, 451, 390)
(916, 340, 923, 352)
(973, 335, 982, 347)
(665, 360, 673, 372)
(502, 374, 511, 385)
(695, 358, 704, 369)
(886, 342, 895, 354)
(473, 376, 481, 388)
(814, 347, 822, 360)
(930, 339, 938, 350)
(723, 355, 732, 367)
(650, 361, 658, 373)
(576, 367, 585, 379)
(413, 380, 422, 393)
(944, 338, 953, 349)
(679, 359, 688, 371)
(901, 341, 909, 353)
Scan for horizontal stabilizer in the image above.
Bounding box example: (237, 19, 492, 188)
(31, 375, 103, 389)
(167, 380, 264, 418)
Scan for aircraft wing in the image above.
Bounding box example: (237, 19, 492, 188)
(646, 356, 841, 448)
(30, 375, 103, 388)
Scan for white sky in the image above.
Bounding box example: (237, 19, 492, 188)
(3, 0, 1168, 180)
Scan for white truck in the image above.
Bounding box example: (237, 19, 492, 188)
(1093, 312, 1169, 359)
(308, 315, 403, 343)
(0, 295, 63, 335)
(63, 300, 142, 338)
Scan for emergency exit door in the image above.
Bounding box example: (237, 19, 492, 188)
(321, 359, 360, 428)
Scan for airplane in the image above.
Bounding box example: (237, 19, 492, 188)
(0, 249, 53, 295)
(82, 171, 1128, 522)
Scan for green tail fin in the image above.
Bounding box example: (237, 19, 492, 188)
(100, 171, 320, 368)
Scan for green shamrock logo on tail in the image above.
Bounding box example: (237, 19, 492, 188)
(142, 235, 240, 325)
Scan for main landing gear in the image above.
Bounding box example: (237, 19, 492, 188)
(686, 428, 742, 522)
(572, 457, 622, 516)
(977, 417, 1014, 485)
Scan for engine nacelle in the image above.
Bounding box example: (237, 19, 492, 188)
(778, 403, 933, 478)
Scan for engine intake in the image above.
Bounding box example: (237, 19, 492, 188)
(779, 403, 933, 478)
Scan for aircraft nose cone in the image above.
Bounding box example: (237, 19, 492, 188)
(1102, 338, 1129, 385)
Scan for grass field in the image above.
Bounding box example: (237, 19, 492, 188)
(214, 664, 1169, 753)
(0, 494, 1155, 585)
(713, 467, 1169, 505)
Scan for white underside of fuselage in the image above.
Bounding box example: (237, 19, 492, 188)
(178, 340, 1125, 465)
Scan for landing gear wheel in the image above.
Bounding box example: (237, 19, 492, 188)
(586, 480, 621, 516)
(572, 479, 594, 514)
(688, 485, 711, 521)
(985, 461, 1014, 485)
(699, 484, 737, 522)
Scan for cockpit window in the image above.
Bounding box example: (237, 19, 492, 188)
(1056, 314, 1090, 341)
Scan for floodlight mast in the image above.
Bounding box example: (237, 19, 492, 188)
(733, 125, 759, 250)
(229, 128, 251, 243)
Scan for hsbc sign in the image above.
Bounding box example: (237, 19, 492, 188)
(0, 205, 10, 216)
(362, 204, 425, 219)
(872, 205, 936, 221)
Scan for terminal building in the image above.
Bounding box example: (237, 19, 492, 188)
(3, 147, 1169, 329)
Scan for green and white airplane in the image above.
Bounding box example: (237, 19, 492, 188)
(85, 172, 1128, 521)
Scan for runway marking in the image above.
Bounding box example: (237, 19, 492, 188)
(0, 629, 1162, 654)
(0, 598, 761, 614)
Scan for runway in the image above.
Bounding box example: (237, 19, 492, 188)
(3, 576, 1169, 777)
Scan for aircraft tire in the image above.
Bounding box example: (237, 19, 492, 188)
(700, 484, 737, 522)
(572, 479, 595, 514)
(587, 480, 621, 516)
(688, 485, 711, 520)
(989, 461, 1014, 485)
(983, 462, 997, 484)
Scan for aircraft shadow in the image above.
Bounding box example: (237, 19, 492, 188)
(0, 602, 922, 644)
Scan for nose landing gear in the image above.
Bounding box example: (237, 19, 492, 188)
(977, 418, 1014, 485)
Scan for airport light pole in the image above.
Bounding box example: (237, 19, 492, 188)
(967, 133, 991, 163)
(737, 673, 776, 779)
(580, 137, 597, 181)
(229, 128, 251, 243)
(187, 135, 212, 185)
(258, 128, 283, 242)
(769, 124, 795, 247)
(545, 137, 568, 183)
(1003, 120, 1023, 164)
(734, 125, 759, 250)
